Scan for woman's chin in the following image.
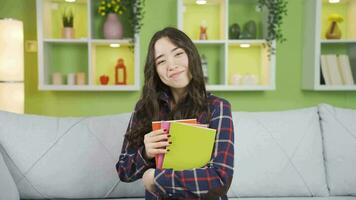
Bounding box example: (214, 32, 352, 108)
(168, 81, 189, 90)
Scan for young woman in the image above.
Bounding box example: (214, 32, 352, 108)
(116, 27, 234, 199)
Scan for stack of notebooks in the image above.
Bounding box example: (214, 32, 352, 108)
(152, 119, 216, 170)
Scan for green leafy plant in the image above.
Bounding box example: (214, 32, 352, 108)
(62, 9, 74, 28)
(258, 0, 288, 55)
(97, 0, 145, 36)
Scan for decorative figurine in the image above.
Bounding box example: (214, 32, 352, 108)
(99, 74, 109, 85)
(201, 54, 209, 83)
(325, 13, 344, 39)
(199, 20, 208, 40)
(115, 58, 127, 85)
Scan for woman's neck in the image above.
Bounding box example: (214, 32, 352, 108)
(170, 87, 187, 106)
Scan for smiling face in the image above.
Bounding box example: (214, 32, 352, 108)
(154, 37, 192, 92)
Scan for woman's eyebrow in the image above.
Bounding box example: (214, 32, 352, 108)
(155, 54, 164, 61)
(155, 47, 181, 61)
(171, 47, 180, 52)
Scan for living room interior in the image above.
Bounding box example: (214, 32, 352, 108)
(0, 0, 355, 199)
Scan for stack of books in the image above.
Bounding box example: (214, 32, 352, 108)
(151, 119, 216, 170)
(320, 54, 355, 85)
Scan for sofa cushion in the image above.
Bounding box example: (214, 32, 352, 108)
(0, 151, 20, 200)
(0, 111, 145, 199)
(227, 107, 329, 197)
(318, 104, 356, 195)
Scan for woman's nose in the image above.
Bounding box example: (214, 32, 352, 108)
(167, 59, 178, 71)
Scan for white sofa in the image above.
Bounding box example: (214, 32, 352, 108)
(0, 103, 355, 200)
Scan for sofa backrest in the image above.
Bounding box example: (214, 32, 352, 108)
(0, 111, 145, 199)
(318, 104, 356, 196)
(228, 107, 329, 197)
(1, 104, 356, 199)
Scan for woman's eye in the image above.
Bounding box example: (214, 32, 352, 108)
(157, 60, 166, 65)
(175, 52, 184, 57)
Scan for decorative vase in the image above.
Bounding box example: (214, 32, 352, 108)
(229, 23, 240, 39)
(325, 21, 342, 39)
(103, 13, 123, 39)
(241, 20, 257, 39)
(62, 27, 75, 39)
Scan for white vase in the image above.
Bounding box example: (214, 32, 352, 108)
(103, 13, 123, 39)
(62, 27, 75, 39)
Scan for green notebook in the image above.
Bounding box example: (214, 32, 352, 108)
(162, 122, 216, 170)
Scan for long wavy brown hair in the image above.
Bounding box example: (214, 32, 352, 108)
(125, 27, 210, 148)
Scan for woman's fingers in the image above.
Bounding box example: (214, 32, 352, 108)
(145, 129, 169, 142)
(149, 141, 170, 149)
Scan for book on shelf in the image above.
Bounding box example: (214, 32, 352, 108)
(320, 55, 331, 85)
(337, 54, 354, 85)
(325, 54, 343, 85)
(151, 119, 197, 168)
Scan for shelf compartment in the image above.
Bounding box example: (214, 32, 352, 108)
(195, 43, 225, 85)
(44, 42, 88, 85)
(227, 42, 270, 87)
(179, 0, 226, 40)
(319, 42, 356, 87)
(41, 0, 88, 39)
(228, 0, 265, 40)
(321, 0, 356, 40)
(91, 42, 135, 86)
(90, 0, 133, 39)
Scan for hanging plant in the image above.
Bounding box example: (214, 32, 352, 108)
(122, 0, 145, 37)
(258, 0, 288, 56)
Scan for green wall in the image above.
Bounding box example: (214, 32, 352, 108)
(0, 0, 355, 117)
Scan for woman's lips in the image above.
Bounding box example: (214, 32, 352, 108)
(169, 70, 184, 79)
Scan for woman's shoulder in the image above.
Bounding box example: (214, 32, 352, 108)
(207, 93, 231, 108)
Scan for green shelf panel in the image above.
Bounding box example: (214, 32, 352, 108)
(92, 44, 134, 85)
(196, 44, 224, 85)
(321, 43, 349, 54)
(91, 0, 133, 39)
(182, 0, 225, 40)
(46, 42, 88, 84)
(228, 44, 269, 86)
(228, 0, 264, 39)
(43, 0, 88, 39)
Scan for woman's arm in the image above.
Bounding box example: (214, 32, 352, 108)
(153, 98, 234, 199)
(116, 110, 155, 182)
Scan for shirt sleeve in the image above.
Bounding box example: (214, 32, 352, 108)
(116, 104, 155, 182)
(153, 99, 234, 199)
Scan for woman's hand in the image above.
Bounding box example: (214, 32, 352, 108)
(142, 168, 155, 192)
(144, 129, 170, 159)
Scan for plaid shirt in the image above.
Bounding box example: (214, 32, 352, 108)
(116, 93, 234, 199)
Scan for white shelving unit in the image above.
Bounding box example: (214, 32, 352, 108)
(302, 0, 356, 91)
(36, 0, 140, 91)
(177, 0, 276, 91)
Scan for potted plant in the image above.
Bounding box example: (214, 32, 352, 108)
(62, 9, 74, 39)
(257, 0, 288, 56)
(97, 0, 145, 40)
